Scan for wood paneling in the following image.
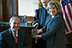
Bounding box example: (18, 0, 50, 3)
(16, 0, 18, 15)
(25, 16, 34, 23)
(0, 0, 18, 22)
(66, 33, 72, 48)
(0, 0, 3, 21)
(18, 16, 34, 23)
(2, 0, 9, 22)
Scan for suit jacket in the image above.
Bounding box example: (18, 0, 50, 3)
(33, 7, 49, 29)
(1, 28, 28, 48)
(41, 13, 67, 48)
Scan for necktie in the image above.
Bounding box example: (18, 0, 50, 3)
(14, 32, 17, 43)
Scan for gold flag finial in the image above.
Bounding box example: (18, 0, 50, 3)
(39, 0, 43, 8)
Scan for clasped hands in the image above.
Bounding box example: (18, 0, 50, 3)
(33, 29, 42, 38)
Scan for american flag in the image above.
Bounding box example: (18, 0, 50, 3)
(60, 0, 72, 34)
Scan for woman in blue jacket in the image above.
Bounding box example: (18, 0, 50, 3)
(34, 1, 67, 48)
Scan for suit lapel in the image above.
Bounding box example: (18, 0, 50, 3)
(17, 29, 22, 44)
(44, 15, 52, 29)
(17, 29, 24, 45)
(45, 14, 60, 29)
(45, 15, 52, 25)
(50, 13, 60, 22)
(7, 28, 17, 45)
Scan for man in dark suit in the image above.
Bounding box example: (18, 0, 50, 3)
(1, 16, 28, 48)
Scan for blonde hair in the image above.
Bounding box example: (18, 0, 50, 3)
(47, 1, 61, 13)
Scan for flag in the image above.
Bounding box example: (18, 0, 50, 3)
(60, 0, 72, 34)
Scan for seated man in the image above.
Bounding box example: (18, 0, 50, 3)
(1, 16, 28, 48)
(19, 15, 26, 23)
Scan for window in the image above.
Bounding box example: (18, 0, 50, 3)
(18, 0, 39, 16)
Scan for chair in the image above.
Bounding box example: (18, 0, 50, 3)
(19, 15, 26, 23)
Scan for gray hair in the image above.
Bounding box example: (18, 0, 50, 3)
(9, 16, 20, 23)
(47, 1, 61, 13)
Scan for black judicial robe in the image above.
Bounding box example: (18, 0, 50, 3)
(33, 7, 49, 29)
(33, 7, 49, 48)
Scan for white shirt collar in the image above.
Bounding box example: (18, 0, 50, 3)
(12, 31, 18, 37)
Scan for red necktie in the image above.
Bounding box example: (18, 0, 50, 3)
(14, 32, 17, 43)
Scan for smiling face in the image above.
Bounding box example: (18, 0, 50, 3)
(47, 1, 61, 16)
(41, 0, 49, 8)
(49, 5, 57, 16)
(10, 18, 20, 31)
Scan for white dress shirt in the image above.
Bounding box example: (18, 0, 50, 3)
(12, 31, 18, 37)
